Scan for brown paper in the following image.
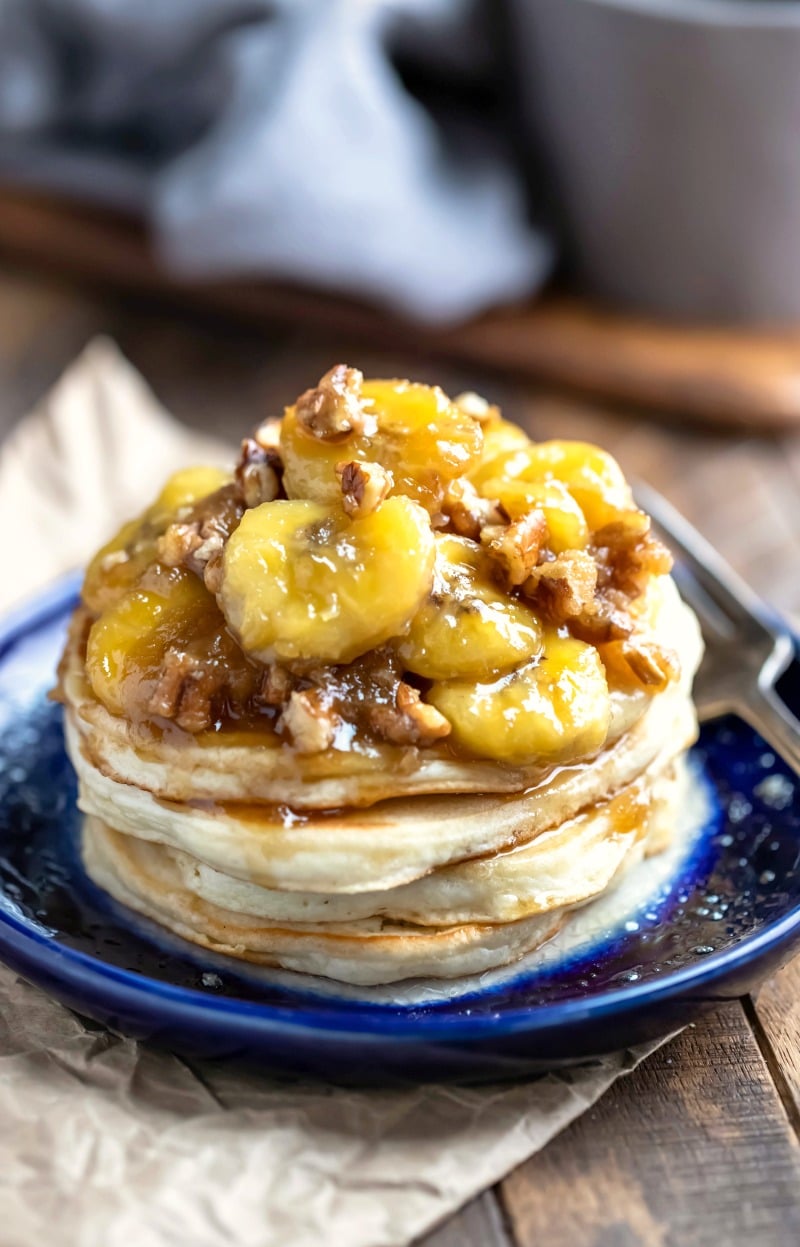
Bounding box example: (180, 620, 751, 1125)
(0, 341, 670, 1246)
(0, 337, 227, 614)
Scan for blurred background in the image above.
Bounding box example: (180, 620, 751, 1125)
(0, 0, 797, 614)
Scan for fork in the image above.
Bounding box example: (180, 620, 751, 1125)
(635, 482, 800, 776)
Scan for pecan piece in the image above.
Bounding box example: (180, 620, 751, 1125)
(592, 510, 673, 600)
(155, 522, 203, 570)
(481, 511, 547, 588)
(253, 417, 282, 452)
(279, 689, 339, 754)
(235, 437, 282, 509)
(257, 664, 295, 708)
(439, 478, 504, 540)
(335, 460, 393, 519)
(368, 682, 451, 747)
(569, 603, 633, 645)
(593, 511, 651, 549)
(598, 639, 680, 694)
(522, 550, 598, 623)
(147, 649, 223, 733)
(295, 364, 367, 440)
(156, 484, 244, 588)
(201, 550, 225, 595)
(452, 391, 498, 425)
(157, 524, 226, 592)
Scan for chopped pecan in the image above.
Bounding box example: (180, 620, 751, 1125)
(147, 651, 189, 720)
(452, 391, 498, 425)
(156, 522, 200, 569)
(202, 551, 225, 596)
(157, 522, 226, 585)
(522, 550, 598, 623)
(367, 682, 451, 747)
(439, 478, 504, 541)
(279, 689, 339, 754)
(569, 603, 633, 645)
(147, 649, 226, 733)
(335, 460, 393, 519)
(593, 511, 651, 549)
(253, 417, 282, 452)
(481, 511, 547, 588)
(592, 510, 673, 600)
(235, 437, 283, 509)
(156, 484, 244, 585)
(598, 639, 680, 694)
(295, 364, 368, 441)
(257, 664, 295, 707)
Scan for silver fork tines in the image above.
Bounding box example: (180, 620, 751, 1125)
(634, 482, 800, 776)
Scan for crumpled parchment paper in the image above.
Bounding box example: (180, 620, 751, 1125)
(0, 341, 668, 1247)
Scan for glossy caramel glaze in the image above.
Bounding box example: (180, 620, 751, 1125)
(74, 371, 678, 768)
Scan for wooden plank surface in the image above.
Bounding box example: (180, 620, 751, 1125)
(4, 186, 800, 427)
(501, 1008, 800, 1247)
(0, 267, 798, 1247)
(752, 961, 800, 1134)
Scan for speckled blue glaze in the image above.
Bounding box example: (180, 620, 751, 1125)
(0, 574, 798, 1083)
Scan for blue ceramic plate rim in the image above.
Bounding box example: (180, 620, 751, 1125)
(1, 571, 800, 1045)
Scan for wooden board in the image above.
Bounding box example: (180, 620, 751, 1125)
(3, 186, 800, 428)
(752, 959, 800, 1134)
(502, 1008, 800, 1247)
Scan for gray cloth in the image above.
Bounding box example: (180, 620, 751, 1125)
(0, 0, 551, 323)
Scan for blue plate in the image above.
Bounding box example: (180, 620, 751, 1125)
(0, 575, 799, 1083)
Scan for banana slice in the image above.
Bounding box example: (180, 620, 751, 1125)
(281, 379, 483, 514)
(82, 466, 231, 612)
(220, 495, 436, 664)
(471, 414, 530, 468)
(86, 567, 216, 717)
(397, 535, 542, 680)
(471, 440, 633, 532)
(427, 631, 611, 765)
(479, 477, 589, 553)
(152, 466, 231, 515)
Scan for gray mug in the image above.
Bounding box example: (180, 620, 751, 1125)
(510, 0, 800, 324)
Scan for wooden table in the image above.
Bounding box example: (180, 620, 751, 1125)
(2, 268, 799, 1247)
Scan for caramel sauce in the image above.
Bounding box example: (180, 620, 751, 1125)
(604, 782, 652, 840)
(77, 418, 670, 770)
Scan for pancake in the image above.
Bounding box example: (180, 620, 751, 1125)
(69, 682, 696, 894)
(81, 755, 688, 985)
(59, 367, 705, 985)
(90, 753, 688, 928)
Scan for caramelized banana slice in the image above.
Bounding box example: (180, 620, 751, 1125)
(471, 441, 632, 532)
(398, 535, 542, 680)
(82, 517, 148, 613)
(153, 466, 231, 515)
(480, 477, 589, 553)
(82, 467, 231, 612)
(281, 378, 483, 514)
(471, 414, 530, 468)
(86, 567, 215, 717)
(220, 495, 436, 664)
(427, 632, 611, 765)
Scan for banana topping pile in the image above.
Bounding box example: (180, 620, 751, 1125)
(77, 365, 678, 765)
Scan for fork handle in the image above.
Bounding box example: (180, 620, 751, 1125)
(740, 687, 800, 777)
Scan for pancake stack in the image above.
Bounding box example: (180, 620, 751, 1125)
(59, 367, 702, 986)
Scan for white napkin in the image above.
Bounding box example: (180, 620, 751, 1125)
(0, 341, 667, 1247)
(0, 1, 551, 324)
